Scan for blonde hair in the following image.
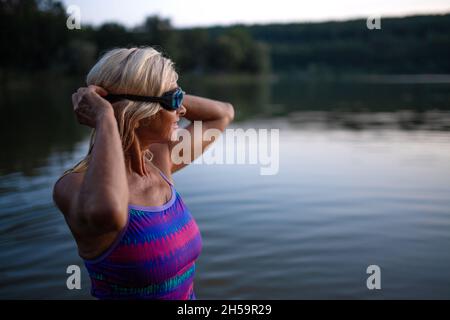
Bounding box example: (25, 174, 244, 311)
(62, 47, 178, 177)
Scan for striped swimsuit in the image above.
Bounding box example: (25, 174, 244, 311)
(83, 170, 203, 299)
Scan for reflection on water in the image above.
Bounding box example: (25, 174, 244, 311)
(1, 74, 450, 175)
(192, 126, 450, 299)
(0, 74, 450, 299)
(0, 74, 88, 176)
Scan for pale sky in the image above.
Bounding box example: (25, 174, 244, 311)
(61, 0, 450, 28)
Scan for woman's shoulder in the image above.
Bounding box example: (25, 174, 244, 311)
(53, 171, 85, 216)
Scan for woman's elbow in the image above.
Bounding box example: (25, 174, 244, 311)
(81, 207, 127, 231)
(224, 102, 235, 124)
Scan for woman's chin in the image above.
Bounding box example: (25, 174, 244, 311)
(169, 128, 179, 141)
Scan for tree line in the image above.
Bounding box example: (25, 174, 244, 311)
(1, 0, 449, 76)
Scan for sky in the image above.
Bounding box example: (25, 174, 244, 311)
(61, 0, 450, 28)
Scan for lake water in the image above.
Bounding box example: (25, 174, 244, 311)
(1, 75, 450, 299)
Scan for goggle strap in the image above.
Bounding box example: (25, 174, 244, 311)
(105, 94, 168, 104)
(104, 88, 182, 110)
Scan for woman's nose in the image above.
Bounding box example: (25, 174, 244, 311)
(177, 105, 186, 116)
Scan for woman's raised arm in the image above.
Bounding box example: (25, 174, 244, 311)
(169, 94, 235, 173)
(53, 85, 128, 235)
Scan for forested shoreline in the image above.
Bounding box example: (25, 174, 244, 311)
(1, 0, 449, 77)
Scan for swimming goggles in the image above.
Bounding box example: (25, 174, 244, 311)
(105, 87, 185, 111)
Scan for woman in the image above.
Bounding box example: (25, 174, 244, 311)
(53, 47, 234, 299)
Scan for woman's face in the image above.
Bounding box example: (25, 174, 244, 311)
(135, 102, 186, 144)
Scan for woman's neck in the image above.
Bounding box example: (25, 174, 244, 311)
(125, 142, 149, 176)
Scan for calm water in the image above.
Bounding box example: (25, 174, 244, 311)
(1, 75, 450, 299)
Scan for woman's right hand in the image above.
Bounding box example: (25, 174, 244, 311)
(72, 85, 114, 128)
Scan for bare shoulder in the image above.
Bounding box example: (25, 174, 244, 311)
(52, 171, 125, 260)
(53, 171, 85, 216)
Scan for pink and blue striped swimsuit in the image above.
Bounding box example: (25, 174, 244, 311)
(83, 170, 203, 300)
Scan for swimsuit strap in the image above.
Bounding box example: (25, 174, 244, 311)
(149, 161, 174, 186)
(159, 170, 174, 187)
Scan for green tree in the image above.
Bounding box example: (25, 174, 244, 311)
(177, 28, 210, 73)
(133, 15, 177, 57)
(0, 0, 68, 71)
(207, 27, 270, 73)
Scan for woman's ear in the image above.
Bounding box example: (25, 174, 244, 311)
(137, 117, 152, 129)
(111, 101, 127, 120)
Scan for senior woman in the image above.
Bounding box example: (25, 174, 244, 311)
(53, 47, 234, 299)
